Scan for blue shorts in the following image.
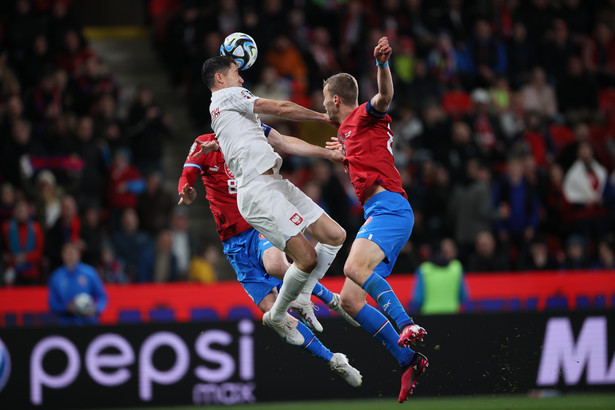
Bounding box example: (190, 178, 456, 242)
(356, 191, 414, 278)
(222, 228, 281, 306)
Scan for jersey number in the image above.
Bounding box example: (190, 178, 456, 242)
(228, 179, 237, 194)
(386, 131, 394, 155)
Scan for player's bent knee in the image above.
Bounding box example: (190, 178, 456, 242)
(339, 293, 362, 317)
(295, 250, 318, 272)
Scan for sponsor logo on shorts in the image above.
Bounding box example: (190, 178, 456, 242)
(362, 217, 373, 226)
(290, 213, 303, 226)
(258, 233, 266, 240)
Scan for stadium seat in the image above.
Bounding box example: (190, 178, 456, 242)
(22, 313, 37, 326)
(509, 298, 522, 311)
(38, 312, 58, 325)
(4, 313, 17, 326)
(149, 307, 176, 322)
(478, 299, 507, 312)
(575, 295, 591, 310)
(227, 306, 255, 321)
(545, 295, 568, 310)
(118, 309, 142, 323)
(190, 307, 220, 322)
(594, 295, 606, 309)
(525, 297, 538, 311)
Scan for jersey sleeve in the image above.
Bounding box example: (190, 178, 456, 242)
(179, 139, 207, 192)
(225, 87, 259, 114)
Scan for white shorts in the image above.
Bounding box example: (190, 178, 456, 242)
(237, 173, 324, 250)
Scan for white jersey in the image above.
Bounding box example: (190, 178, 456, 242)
(210, 87, 282, 187)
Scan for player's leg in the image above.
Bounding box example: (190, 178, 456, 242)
(290, 200, 345, 330)
(344, 238, 415, 329)
(340, 277, 414, 366)
(340, 277, 427, 401)
(265, 233, 317, 329)
(257, 288, 362, 387)
(261, 244, 358, 328)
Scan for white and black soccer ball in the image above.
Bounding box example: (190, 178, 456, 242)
(220, 32, 258, 71)
(73, 292, 94, 315)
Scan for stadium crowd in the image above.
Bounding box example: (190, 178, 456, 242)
(2, 0, 615, 286)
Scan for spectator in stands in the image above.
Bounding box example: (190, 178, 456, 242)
(448, 159, 494, 261)
(469, 88, 505, 162)
(137, 229, 178, 283)
(5, 0, 47, 71)
(493, 154, 540, 254)
(583, 21, 615, 87)
(560, 234, 590, 270)
(411, 238, 469, 314)
(520, 67, 557, 120)
(125, 88, 172, 175)
(189, 243, 219, 284)
(592, 239, 615, 270)
(26, 170, 62, 230)
(73, 57, 118, 116)
(540, 19, 580, 83)
(427, 32, 459, 88)
(0, 51, 20, 101)
(519, 110, 554, 170)
(56, 29, 95, 76)
(20, 34, 56, 91)
(72, 116, 107, 208)
(457, 19, 508, 88)
(556, 56, 599, 123)
(265, 35, 308, 92)
(467, 230, 510, 272)
(1, 119, 35, 187)
(519, 233, 559, 271)
(0, 184, 17, 225)
(440, 121, 481, 184)
(562, 142, 613, 241)
(170, 206, 199, 279)
(48, 242, 107, 325)
(307, 26, 341, 85)
(1, 199, 44, 285)
(558, 122, 590, 172)
(99, 245, 127, 283)
(506, 22, 537, 88)
(111, 208, 151, 281)
(136, 171, 175, 236)
(79, 206, 104, 267)
(45, 195, 81, 271)
(107, 148, 145, 226)
(543, 163, 572, 241)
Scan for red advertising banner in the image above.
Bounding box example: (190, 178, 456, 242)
(0, 270, 614, 326)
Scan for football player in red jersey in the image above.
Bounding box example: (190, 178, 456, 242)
(177, 126, 362, 387)
(323, 37, 428, 402)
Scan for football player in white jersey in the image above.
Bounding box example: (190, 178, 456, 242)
(201, 55, 344, 344)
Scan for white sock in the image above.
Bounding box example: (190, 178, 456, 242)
(270, 263, 310, 322)
(295, 243, 342, 305)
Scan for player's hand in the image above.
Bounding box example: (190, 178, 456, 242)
(325, 137, 343, 153)
(193, 140, 220, 158)
(374, 36, 392, 65)
(328, 149, 344, 163)
(178, 183, 197, 205)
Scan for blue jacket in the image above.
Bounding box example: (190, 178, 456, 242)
(48, 262, 108, 325)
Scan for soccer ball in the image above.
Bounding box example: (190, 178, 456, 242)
(220, 32, 258, 71)
(74, 292, 94, 316)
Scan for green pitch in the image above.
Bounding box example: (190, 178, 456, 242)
(110, 393, 615, 410)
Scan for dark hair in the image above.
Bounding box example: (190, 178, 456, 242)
(201, 55, 235, 90)
(323, 73, 358, 106)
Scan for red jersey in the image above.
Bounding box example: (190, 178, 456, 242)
(178, 134, 252, 241)
(337, 102, 407, 204)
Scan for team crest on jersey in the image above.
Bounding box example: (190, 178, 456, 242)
(241, 89, 255, 99)
(224, 164, 235, 178)
(362, 217, 373, 227)
(290, 213, 303, 226)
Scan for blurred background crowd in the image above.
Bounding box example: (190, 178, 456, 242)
(1, 0, 615, 288)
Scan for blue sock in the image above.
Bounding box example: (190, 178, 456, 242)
(362, 273, 413, 330)
(354, 304, 414, 367)
(296, 321, 334, 362)
(312, 282, 334, 305)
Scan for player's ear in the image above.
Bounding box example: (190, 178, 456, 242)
(334, 95, 341, 106)
(215, 72, 223, 84)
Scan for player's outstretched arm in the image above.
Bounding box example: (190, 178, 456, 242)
(370, 36, 394, 113)
(268, 127, 343, 163)
(254, 98, 335, 126)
